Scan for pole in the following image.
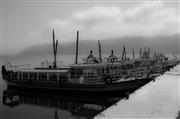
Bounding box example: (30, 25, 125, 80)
(122, 45, 126, 60)
(124, 45, 126, 60)
(52, 29, 57, 68)
(98, 40, 102, 62)
(52, 29, 58, 68)
(140, 48, 142, 59)
(148, 47, 150, 58)
(132, 48, 135, 60)
(75, 31, 79, 64)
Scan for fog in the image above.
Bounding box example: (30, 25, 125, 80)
(1, 0, 179, 55)
(18, 34, 180, 56)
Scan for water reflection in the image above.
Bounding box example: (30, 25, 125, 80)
(3, 87, 135, 119)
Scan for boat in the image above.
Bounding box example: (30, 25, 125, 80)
(1, 30, 179, 93)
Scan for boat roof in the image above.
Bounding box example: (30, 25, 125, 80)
(70, 63, 106, 69)
(70, 62, 125, 68)
(16, 69, 69, 73)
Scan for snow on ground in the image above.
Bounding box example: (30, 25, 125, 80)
(95, 64, 180, 119)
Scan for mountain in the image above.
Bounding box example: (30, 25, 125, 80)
(18, 34, 180, 56)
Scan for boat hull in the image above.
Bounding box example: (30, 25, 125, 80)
(5, 77, 153, 93)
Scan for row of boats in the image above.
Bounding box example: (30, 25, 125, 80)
(1, 30, 180, 92)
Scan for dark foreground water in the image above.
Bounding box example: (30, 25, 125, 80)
(1, 83, 130, 119)
(0, 55, 136, 119)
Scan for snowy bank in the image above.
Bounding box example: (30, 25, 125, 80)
(95, 64, 180, 119)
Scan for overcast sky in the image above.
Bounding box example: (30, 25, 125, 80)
(0, 0, 179, 55)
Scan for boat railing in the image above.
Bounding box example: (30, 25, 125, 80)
(3, 62, 31, 71)
(13, 64, 31, 71)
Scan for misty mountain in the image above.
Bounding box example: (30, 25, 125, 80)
(18, 34, 180, 56)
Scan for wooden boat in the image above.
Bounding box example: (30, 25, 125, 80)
(1, 65, 153, 92)
(1, 30, 179, 92)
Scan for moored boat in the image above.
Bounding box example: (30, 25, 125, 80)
(1, 30, 179, 92)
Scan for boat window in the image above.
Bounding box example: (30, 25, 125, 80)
(23, 73, 28, 80)
(59, 73, 68, 80)
(83, 69, 99, 82)
(19, 72, 22, 80)
(29, 73, 37, 81)
(12, 72, 18, 80)
(70, 69, 83, 79)
(59, 73, 69, 83)
(39, 73, 47, 81)
(49, 73, 57, 82)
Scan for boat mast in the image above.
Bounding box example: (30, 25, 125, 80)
(98, 40, 102, 62)
(122, 45, 126, 60)
(140, 48, 142, 59)
(143, 47, 146, 58)
(111, 49, 114, 56)
(52, 29, 58, 68)
(148, 47, 150, 58)
(75, 31, 79, 64)
(132, 48, 135, 60)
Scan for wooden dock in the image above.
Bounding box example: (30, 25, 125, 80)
(95, 64, 180, 119)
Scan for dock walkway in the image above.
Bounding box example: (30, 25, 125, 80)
(95, 64, 180, 119)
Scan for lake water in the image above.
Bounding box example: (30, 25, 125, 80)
(0, 54, 137, 119)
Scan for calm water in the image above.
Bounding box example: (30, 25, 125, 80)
(0, 55, 135, 119)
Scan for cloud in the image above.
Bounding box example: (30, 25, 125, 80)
(47, 1, 179, 42)
(73, 6, 122, 22)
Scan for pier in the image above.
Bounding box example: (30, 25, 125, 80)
(95, 64, 180, 119)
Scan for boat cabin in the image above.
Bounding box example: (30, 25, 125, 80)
(70, 64, 105, 84)
(10, 69, 70, 84)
